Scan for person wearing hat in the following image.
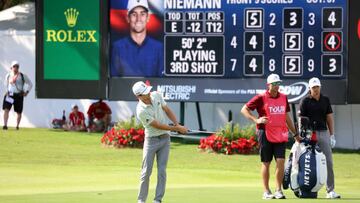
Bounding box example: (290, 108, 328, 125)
(64, 104, 86, 131)
(132, 81, 188, 203)
(111, 0, 164, 77)
(2, 61, 33, 130)
(241, 74, 299, 199)
(298, 77, 341, 199)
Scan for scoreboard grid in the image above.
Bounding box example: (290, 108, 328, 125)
(162, 0, 347, 80)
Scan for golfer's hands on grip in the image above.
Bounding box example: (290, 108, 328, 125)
(173, 124, 188, 134)
(256, 116, 268, 124)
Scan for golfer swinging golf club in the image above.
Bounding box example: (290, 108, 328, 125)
(133, 81, 188, 203)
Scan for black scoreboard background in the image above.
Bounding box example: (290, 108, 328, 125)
(163, 0, 346, 78)
(348, 0, 360, 103)
(109, 0, 354, 104)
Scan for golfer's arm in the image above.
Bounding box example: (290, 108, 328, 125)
(162, 105, 179, 126)
(241, 105, 257, 123)
(326, 113, 334, 135)
(149, 120, 177, 131)
(286, 113, 297, 134)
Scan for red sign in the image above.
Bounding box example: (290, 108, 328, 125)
(358, 19, 360, 40)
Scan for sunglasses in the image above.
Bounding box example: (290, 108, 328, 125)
(271, 82, 281, 86)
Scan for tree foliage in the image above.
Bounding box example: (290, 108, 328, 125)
(0, 0, 35, 11)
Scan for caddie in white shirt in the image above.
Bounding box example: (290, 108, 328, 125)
(132, 81, 188, 203)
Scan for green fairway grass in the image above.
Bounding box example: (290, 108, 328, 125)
(0, 128, 359, 203)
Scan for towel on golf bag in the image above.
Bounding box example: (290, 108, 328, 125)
(283, 142, 304, 189)
(283, 142, 306, 190)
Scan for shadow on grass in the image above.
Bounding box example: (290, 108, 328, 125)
(316, 198, 360, 201)
(332, 148, 360, 154)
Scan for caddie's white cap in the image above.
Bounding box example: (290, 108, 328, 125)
(11, 61, 19, 67)
(132, 81, 152, 96)
(308, 77, 321, 88)
(267, 73, 282, 84)
(127, 0, 149, 13)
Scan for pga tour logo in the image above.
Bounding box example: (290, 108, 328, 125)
(279, 82, 308, 103)
(269, 106, 286, 114)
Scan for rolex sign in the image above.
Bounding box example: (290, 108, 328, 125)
(43, 0, 100, 80)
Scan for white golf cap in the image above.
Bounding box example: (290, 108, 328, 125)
(127, 0, 149, 13)
(267, 73, 282, 84)
(11, 61, 19, 67)
(132, 81, 152, 96)
(308, 77, 321, 88)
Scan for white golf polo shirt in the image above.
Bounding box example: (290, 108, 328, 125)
(136, 91, 169, 137)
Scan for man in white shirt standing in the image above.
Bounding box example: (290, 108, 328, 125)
(2, 61, 33, 130)
(132, 81, 188, 203)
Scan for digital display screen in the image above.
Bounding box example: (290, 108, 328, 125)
(108, 0, 347, 103)
(110, 0, 347, 79)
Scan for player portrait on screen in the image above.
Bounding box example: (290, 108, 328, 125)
(110, 0, 164, 77)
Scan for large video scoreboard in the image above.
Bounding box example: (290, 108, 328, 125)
(109, 0, 347, 103)
(38, 0, 360, 104)
(164, 0, 346, 78)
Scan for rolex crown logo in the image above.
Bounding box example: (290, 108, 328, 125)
(64, 8, 79, 28)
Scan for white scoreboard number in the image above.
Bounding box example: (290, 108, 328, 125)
(284, 55, 302, 75)
(244, 55, 264, 76)
(322, 55, 342, 76)
(244, 32, 264, 52)
(284, 32, 302, 52)
(245, 9, 263, 29)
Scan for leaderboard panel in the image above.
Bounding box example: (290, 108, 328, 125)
(109, 0, 348, 103)
(165, 11, 225, 76)
(164, 0, 347, 79)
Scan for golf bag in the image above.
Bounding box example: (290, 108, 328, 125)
(283, 117, 327, 198)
